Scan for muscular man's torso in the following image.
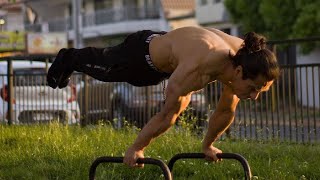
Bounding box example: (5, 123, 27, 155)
(149, 26, 243, 93)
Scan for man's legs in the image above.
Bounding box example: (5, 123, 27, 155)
(46, 30, 167, 89)
(47, 46, 128, 89)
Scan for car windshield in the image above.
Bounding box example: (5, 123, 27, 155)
(13, 68, 47, 86)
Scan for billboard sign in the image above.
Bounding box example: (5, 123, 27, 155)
(27, 33, 67, 55)
(0, 31, 26, 52)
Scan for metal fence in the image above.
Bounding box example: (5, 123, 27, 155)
(0, 38, 319, 143)
(226, 38, 320, 143)
(229, 64, 320, 143)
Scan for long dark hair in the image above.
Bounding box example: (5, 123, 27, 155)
(229, 32, 280, 81)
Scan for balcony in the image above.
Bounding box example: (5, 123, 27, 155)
(25, 6, 169, 39)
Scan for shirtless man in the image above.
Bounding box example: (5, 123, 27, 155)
(47, 26, 280, 167)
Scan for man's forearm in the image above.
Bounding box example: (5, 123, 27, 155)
(129, 83, 190, 152)
(131, 113, 174, 151)
(202, 111, 235, 148)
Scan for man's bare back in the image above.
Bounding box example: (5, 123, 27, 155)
(150, 26, 243, 93)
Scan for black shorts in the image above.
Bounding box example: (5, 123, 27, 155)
(122, 30, 170, 86)
(83, 30, 170, 87)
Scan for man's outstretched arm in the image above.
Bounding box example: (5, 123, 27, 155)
(123, 66, 193, 167)
(202, 85, 239, 161)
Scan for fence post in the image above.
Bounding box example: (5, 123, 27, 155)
(45, 58, 49, 71)
(7, 59, 13, 125)
(146, 86, 151, 124)
(271, 44, 277, 112)
(81, 74, 88, 127)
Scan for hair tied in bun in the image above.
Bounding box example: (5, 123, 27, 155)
(244, 32, 266, 54)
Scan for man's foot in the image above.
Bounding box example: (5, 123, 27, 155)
(47, 48, 74, 89)
(47, 75, 59, 89)
(58, 68, 73, 89)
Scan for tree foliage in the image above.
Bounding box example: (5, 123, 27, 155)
(224, 0, 320, 52)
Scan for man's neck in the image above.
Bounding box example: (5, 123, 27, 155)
(216, 59, 234, 85)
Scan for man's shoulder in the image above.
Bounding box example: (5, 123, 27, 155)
(170, 26, 204, 31)
(169, 27, 240, 43)
(166, 26, 221, 44)
(168, 26, 211, 35)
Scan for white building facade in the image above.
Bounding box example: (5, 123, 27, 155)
(195, 0, 239, 35)
(23, 0, 170, 47)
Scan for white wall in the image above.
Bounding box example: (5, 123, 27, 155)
(196, 1, 226, 24)
(195, 0, 239, 36)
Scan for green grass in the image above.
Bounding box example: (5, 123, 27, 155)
(0, 123, 320, 180)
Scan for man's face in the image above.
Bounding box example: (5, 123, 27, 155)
(231, 68, 274, 100)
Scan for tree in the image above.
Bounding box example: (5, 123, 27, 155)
(224, 0, 320, 53)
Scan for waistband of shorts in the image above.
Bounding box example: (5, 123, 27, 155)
(144, 33, 169, 75)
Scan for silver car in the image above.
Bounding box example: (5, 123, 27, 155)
(0, 60, 80, 124)
(78, 79, 208, 128)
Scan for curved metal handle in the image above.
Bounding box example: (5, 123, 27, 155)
(168, 153, 252, 180)
(88, 156, 172, 180)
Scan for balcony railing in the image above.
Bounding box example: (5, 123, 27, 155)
(25, 6, 161, 33)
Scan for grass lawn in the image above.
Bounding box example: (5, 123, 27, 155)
(0, 123, 319, 180)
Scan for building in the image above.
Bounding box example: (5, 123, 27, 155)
(161, 0, 198, 29)
(0, 0, 25, 31)
(1, 0, 200, 48)
(195, 0, 239, 35)
(23, 0, 169, 47)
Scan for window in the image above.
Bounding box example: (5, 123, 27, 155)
(123, 0, 139, 8)
(200, 0, 208, 6)
(94, 0, 113, 11)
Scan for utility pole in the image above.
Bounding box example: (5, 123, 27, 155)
(72, 0, 87, 126)
(72, 0, 83, 48)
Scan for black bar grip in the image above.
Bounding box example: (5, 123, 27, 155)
(168, 153, 252, 180)
(88, 156, 172, 180)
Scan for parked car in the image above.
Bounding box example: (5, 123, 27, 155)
(78, 79, 208, 128)
(0, 60, 81, 124)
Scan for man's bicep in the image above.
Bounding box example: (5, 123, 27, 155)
(215, 85, 240, 113)
(159, 84, 191, 125)
(162, 81, 182, 114)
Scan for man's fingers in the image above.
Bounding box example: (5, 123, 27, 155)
(123, 159, 130, 166)
(205, 155, 222, 162)
(129, 162, 144, 168)
(123, 158, 135, 167)
(135, 158, 144, 168)
(205, 155, 217, 162)
(135, 163, 144, 168)
(123, 147, 145, 168)
(123, 159, 144, 168)
(204, 156, 214, 161)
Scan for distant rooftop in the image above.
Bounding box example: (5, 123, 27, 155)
(0, 0, 22, 10)
(161, 0, 195, 9)
(161, 0, 195, 19)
